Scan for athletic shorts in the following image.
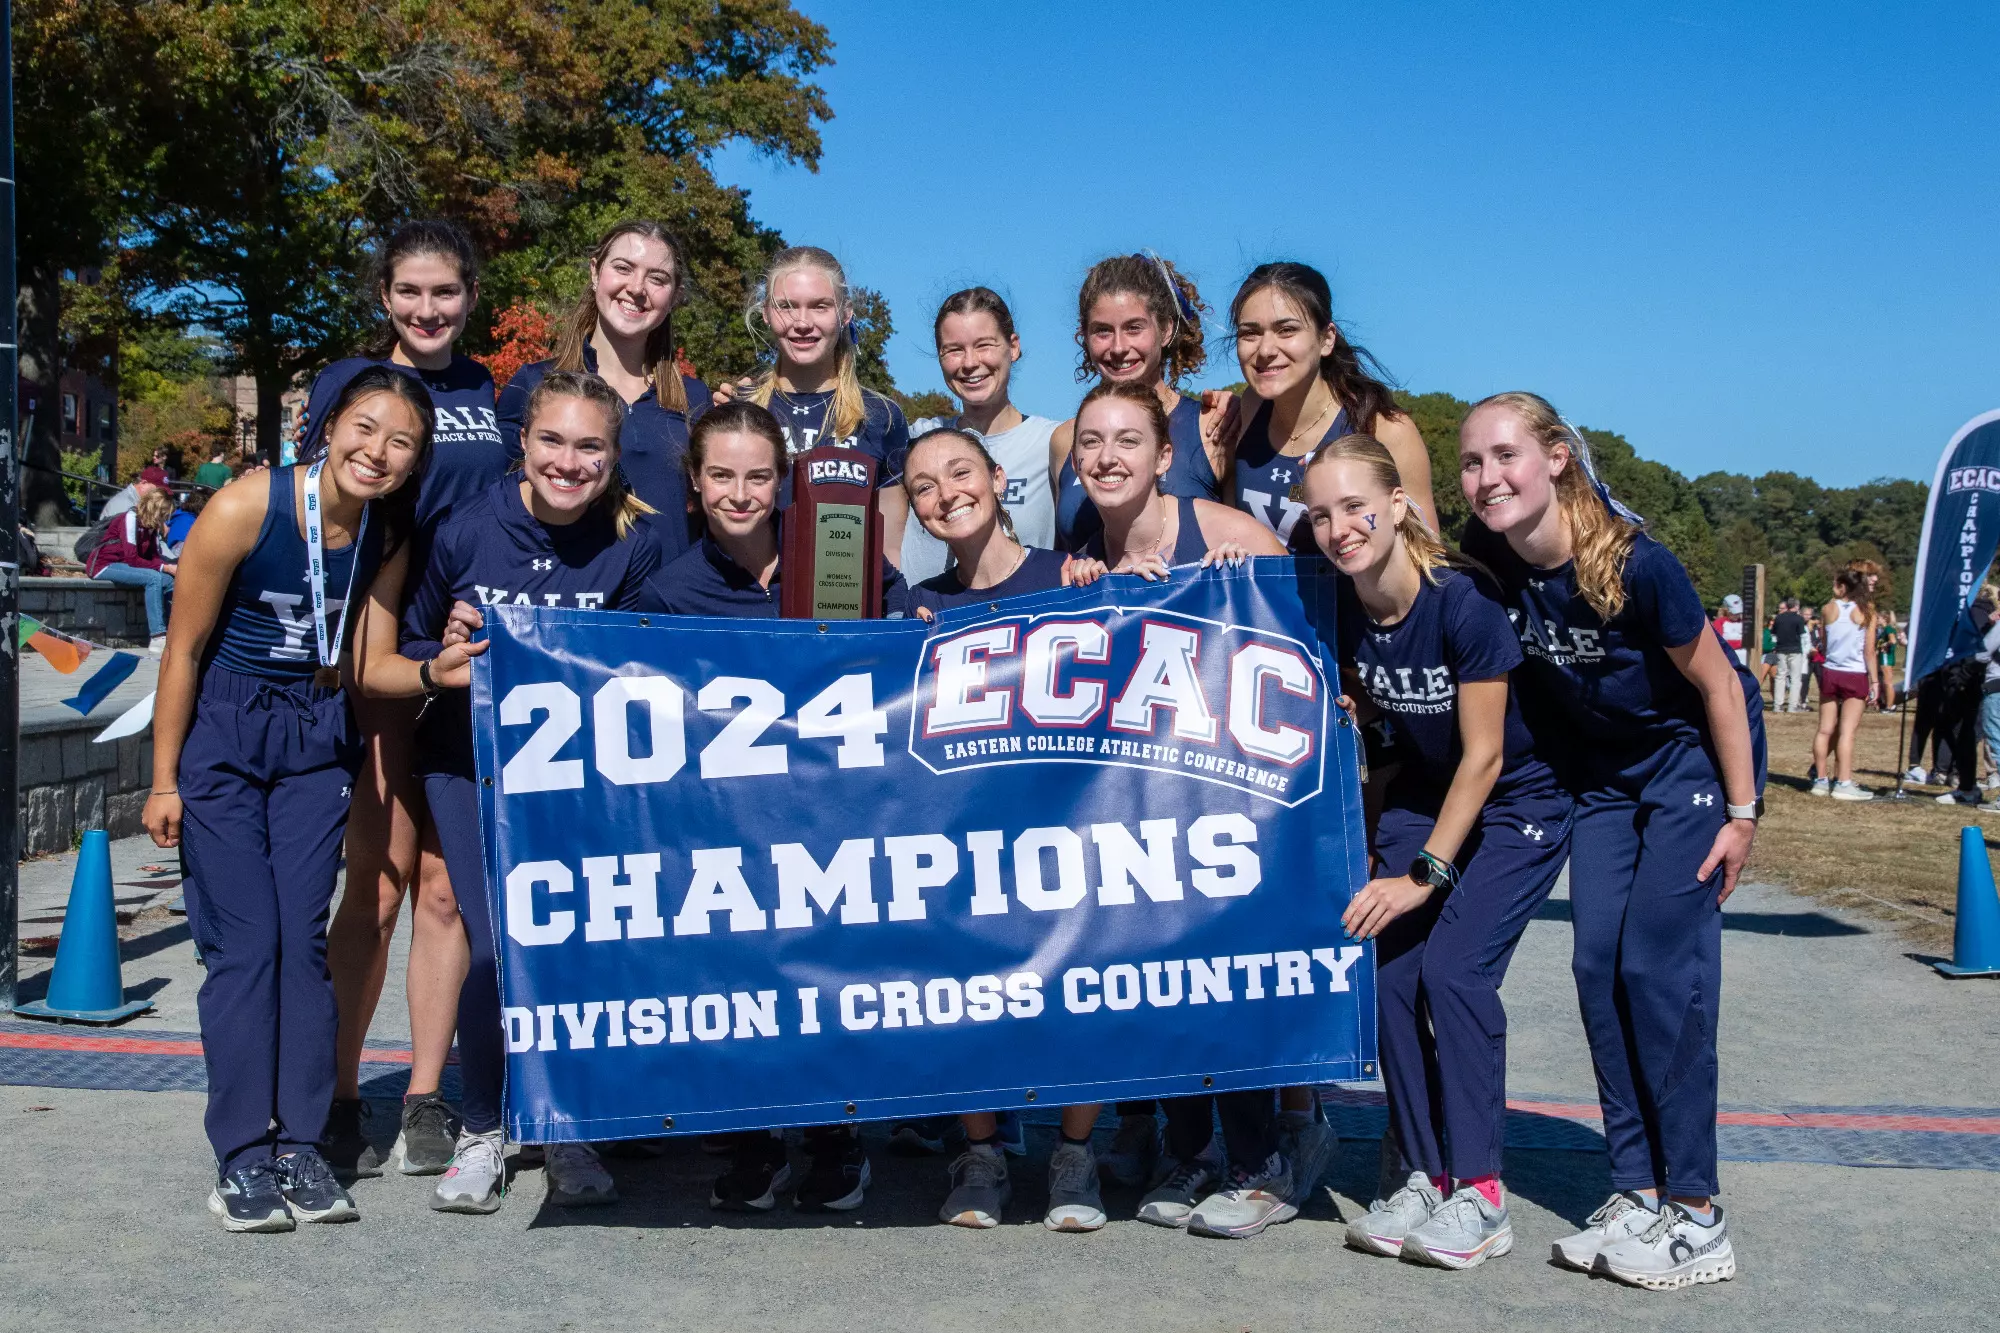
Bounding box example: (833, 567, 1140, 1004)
(1822, 668, 1869, 703)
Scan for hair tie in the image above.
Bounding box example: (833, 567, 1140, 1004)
(846, 319, 860, 348)
(1144, 250, 1198, 327)
(1558, 413, 1645, 525)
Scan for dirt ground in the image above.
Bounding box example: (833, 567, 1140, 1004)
(1749, 702, 1982, 949)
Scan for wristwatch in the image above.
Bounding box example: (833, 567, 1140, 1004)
(1725, 801, 1758, 821)
(1409, 851, 1458, 892)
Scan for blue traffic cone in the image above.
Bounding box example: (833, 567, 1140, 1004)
(1935, 826, 2000, 979)
(15, 830, 154, 1022)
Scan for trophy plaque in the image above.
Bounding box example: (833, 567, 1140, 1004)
(781, 445, 885, 620)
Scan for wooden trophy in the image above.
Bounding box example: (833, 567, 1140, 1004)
(780, 445, 885, 619)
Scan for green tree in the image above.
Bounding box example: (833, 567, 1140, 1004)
(101, 0, 834, 458)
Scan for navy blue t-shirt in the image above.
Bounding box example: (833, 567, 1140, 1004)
(403, 477, 662, 776)
(1055, 392, 1213, 551)
(496, 352, 713, 562)
(301, 354, 508, 534)
(1234, 399, 1350, 553)
(767, 388, 908, 505)
(1335, 566, 1554, 802)
(1462, 520, 1764, 780)
(909, 547, 1067, 617)
(644, 532, 908, 619)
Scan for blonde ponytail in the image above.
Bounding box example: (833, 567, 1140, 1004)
(745, 246, 868, 446)
(1471, 391, 1636, 620)
(1303, 433, 1466, 585)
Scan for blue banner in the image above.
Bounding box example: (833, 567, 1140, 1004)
(1907, 410, 2000, 685)
(472, 560, 1374, 1143)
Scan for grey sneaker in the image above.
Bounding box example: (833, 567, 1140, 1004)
(431, 1130, 505, 1214)
(1136, 1151, 1220, 1229)
(1403, 1185, 1514, 1269)
(1346, 1170, 1444, 1257)
(1551, 1191, 1657, 1271)
(1277, 1110, 1337, 1208)
(1832, 779, 1873, 802)
(1188, 1153, 1297, 1238)
(393, 1093, 460, 1175)
(939, 1143, 1011, 1229)
(1043, 1141, 1107, 1231)
(546, 1141, 617, 1206)
(319, 1098, 383, 1182)
(1593, 1201, 1736, 1290)
(1100, 1113, 1158, 1188)
(1810, 777, 1830, 796)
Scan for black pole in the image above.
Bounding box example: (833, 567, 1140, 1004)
(0, 0, 19, 1012)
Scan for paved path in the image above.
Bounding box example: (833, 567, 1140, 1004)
(3, 843, 1996, 1330)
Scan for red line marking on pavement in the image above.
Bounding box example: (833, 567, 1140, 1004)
(0, 1031, 416, 1064)
(5, 1032, 1993, 1130)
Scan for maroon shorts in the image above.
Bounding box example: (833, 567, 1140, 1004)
(1821, 668, 1870, 703)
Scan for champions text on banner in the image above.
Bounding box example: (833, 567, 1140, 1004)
(470, 560, 1375, 1142)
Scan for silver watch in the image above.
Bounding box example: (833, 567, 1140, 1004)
(1725, 801, 1758, 821)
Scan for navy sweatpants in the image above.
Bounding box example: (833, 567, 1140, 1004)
(179, 666, 360, 1172)
(1570, 741, 1727, 1197)
(425, 772, 505, 1135)
(1371, 786, 1573, 1181)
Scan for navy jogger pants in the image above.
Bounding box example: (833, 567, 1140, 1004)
(1371, 786, 1573, 1181)
(179, 666, 359, 1173)
(425, 771, 505, 1135)
(1569, 741, 1728, 1197)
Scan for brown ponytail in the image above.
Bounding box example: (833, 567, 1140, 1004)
(1073, 254, 1208, 386)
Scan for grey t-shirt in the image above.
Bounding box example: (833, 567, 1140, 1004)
(899, 413, 1059, 586)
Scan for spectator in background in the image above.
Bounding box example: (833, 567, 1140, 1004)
(99, 473, 163, 523)
(1712, 593, 1746, 665)
(194, 447, 234, 491)
(1809, 570, 1878, 800)
(1876, 610, 1905, 711)
(163, 490, 208, 560)
(1933, 586, 1997, 804)
(1771, 597, 1809, 712)
(85, 487, 177, 653)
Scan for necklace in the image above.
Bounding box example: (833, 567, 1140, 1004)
(977, 542, 1031, 589)
(1281, 395, 1340, 455)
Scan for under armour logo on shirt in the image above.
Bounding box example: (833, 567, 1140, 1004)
(1523, 824, 1544, 841)
(532, 558, 554, 571)
(1693, 793, 1714, 806)
(789, 403, 813, 416)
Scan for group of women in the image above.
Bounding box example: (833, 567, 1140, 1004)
(141, 218, 1763, 1293)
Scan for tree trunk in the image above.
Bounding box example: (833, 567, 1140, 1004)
(16, 261, 69, 525)
(256, 370, 285, 463)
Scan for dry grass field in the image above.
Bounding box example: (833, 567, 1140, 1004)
(1748, 704, 1986, 949)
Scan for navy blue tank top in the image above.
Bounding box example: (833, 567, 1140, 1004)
(1081, 495, 1208, 567)
(207, 467, 384, 680)
(1233, 399, 1351, 554)
(1055, 392, 1215, 550)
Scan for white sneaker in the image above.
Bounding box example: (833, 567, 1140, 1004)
(431, 1130, 505, 1214)
(1042, 1141, 1107, 1231)
(1832, 779, 1873, 802)
(545, 1141, 617, 1206)
(1402, 1184, 1513, 1269)
(1593, 1201, 1737, 1290)
(1188, 1153, 1298, 1239)
(1810, 778, 1831, 796)
(1551, 1191, 1657, 1270)
(1345, 1170, 1443, 1257)
(1983, 776, 2000, 793)
(148, 635, 168, 655)
(1906, 766, 1929, 784)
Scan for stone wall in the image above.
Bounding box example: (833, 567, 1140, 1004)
(20, 576, 152, 648)
(18, 716, 154, 857)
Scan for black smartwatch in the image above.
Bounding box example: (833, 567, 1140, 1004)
(1409, 851, 1457, 892)
(418, 658, 438, 695)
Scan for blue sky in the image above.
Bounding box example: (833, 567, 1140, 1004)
(711, 1, 1998, 488)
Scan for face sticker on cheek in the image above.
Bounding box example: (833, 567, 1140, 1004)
(592, 459, 604, 474)
(1363, 513, 1377, 531)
